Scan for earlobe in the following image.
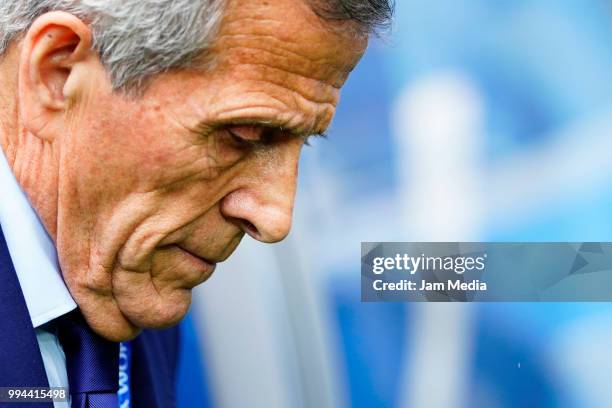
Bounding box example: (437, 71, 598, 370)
(18, 12, 93, 138)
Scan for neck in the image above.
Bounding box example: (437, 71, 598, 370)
(0, 46, 60, 240)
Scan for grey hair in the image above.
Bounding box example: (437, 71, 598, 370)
(0, 0, 225, 92)
(0, 0, 393, 93)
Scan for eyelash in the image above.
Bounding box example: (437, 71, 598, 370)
(227, 128, 328, 148)
(302, 132, 327, 146)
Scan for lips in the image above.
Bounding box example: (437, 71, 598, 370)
(171, 244, 218, 284)
(156, 235, 244, 287)
(176, 244, 217, 265)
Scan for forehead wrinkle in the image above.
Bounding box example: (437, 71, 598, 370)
(216, 42, 352, 89)
(223, 0, 366, 43)
(229, 64, 341, 108)
(214, 33, 359, 78)
(215, 0, 367, 75)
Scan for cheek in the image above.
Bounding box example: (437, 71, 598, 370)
(73, 91, 248, 192)
(73, 107, 188, 190)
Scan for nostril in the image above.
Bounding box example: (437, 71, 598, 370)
(227, 216, 260, 239)
(240, 220, 259, 238)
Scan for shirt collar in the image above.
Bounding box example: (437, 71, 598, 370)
(0, 149, 76, 328)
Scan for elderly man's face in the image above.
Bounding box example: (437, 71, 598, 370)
(25, 0, 365, 340)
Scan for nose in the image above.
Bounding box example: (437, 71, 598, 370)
(220, 144, 301, 243)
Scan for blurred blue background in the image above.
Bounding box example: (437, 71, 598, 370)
(177, 1, 612, 407)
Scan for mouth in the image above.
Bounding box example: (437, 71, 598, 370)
(173, 244, 218, 283)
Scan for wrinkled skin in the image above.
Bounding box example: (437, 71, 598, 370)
(0, 0, 366, 341)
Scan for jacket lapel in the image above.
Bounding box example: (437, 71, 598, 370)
(0, 224, 52, 406)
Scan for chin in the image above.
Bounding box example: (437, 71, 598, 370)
(116, 287, 193, 330)
(105, 326, 143, 343)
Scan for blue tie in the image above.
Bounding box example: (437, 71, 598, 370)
(57, 310, 119, 408)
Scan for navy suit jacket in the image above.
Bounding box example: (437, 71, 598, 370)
(0, 224, 180, 408)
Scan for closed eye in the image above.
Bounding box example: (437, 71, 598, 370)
(227, 128, 261, 149)
(227, 125, 324, 148)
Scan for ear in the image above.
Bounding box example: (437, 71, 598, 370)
(18, 11, 94, 140)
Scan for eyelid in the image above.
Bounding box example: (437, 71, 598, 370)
(227, 128, 260, 148)
(224, 123, 328, 146)
(227, 125, 264, 142)
(227, 125, 281, 147)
